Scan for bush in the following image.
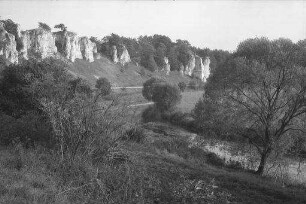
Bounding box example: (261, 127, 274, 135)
(122, 126, 145, 143)
(152, 84, 182, 112)
(38, 22, 51, 32)
(206, 152, 226, 167)
(142, 77, 165, 101)
(178, 82, 186, 92)
(95, 77, 111, 96)
(142, 105, 161, 123)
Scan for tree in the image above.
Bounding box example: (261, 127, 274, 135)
(194, 37, 306, 175)
(95, 77, 111, 96)
(140, 42, 158, 72)
(152, 84, 182, 111)
(54, 23, 67, 31)
(178, 82, 187, 92)
(142, 77, 165, 101)
(38, 22, 51, 31)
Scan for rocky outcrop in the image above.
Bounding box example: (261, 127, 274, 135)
(79, 37, 97, 62)
(111, 45, 118, 63)
(162, 57, 170, 75)
(192, 56, 210, 82)
(0, 22, 18, 64)
(111, 45, 131, 65)
(53, 31, 97, 62)
(20, 28, 57, 60)
(118, 45, 131, 66)
(184, 53, 195, 76)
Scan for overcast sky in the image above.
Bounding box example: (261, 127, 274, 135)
(0, 0, 305, 51)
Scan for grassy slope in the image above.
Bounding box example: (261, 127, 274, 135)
(68, 56, 193, 87)
(1, 122, 305, 203)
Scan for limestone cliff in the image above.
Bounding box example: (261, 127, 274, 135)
(184, 53, 195, 76)
(162, 57, 170, 75)
(118, 45, 131, 66)
(111, 45, 119, 63)
(53, 31, 96, 62)
(0, 22, 18, 64)
(79, 37, 97, 62)
(192, 56, 210, 82)
(20, 28, 57, 60)
(111, 45, 131, 65)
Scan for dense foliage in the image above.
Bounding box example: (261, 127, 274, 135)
(95, 77, 111, 96)
(194, 37, 306, 174)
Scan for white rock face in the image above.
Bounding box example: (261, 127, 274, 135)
(54, 31, 97, 62)
(162, 57, 170, 75)
(192, 56, 210, 82)
(0, 22, 18, 64)
(20, 28, 57, 60)
(79, 37, 97, 62)
(184, 54, 195, 76)
(118, 45, 131, 66)
(111, 45, 118, 63)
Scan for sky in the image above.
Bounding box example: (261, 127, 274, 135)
(0, 0, 305, 51)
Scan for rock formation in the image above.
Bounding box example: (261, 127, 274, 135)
(111, 45, 118, 63)
(184, 53, 195, 76)
(79, 37, 97, 62)
(162, 57, 170, 75)
(118, 45, 131, 66)
(20, 28, 57, 60)
(54, 31, 97, 62)
(111, 45, 131, 66)
(192, 56, 210, 82)
(0, 22, 18, 64)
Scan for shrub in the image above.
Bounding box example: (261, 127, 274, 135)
(142, 105, 161, 123)
(38, 22, 51, 31)
(142, 77, 165, 101)
(152, 84, 182, 112)
(122, 126, 145, 143)
(206, 152, 225, 167)
(178, 81, 186, 92)
(95, 77, 111, 96)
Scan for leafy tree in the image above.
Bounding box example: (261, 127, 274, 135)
(168, 46, 181, 71)
(195, 37, 306, 175)
(0, 58, 70, 118)
(95, 77, 111, 96)
(155, 42, 167, 68)
(177, 43, 192, 68)
(38, 22, 51, 31)
(142, 77, 165, 101)
(152, 84, 182, 112)
(178, 82, 187, 92)
(54, 23, 67, 31)
(140, 42, 158, 72)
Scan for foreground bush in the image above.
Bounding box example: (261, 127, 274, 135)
(152, 84, 182, 112)
(142, 105, 162, 123)
(142, 77, 165, 101)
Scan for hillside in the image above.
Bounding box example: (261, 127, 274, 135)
(68, 56, 194, 87)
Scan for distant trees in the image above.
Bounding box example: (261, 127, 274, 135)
(95, 77, 111, 96)
(38, 22, 51, 31)
(194, 37, 306, 175)
(54, 23, 67, 31)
